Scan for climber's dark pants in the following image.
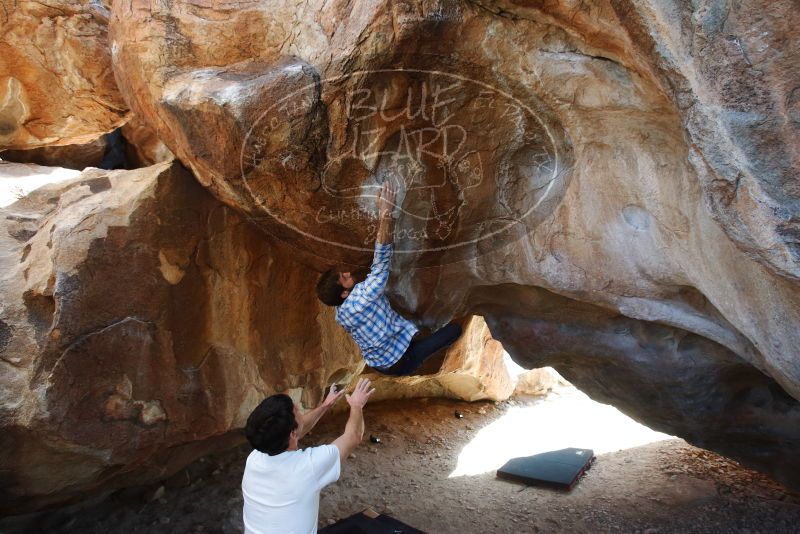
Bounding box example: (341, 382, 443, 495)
(379, 322, 463, 376)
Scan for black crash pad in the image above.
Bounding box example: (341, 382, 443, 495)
(320, 509, 426, 534)
(497, 448, 595, 490)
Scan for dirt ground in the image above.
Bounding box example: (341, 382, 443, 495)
(7, 393, 800, 534)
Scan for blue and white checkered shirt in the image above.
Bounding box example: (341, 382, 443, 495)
(335, 243, 418, 370)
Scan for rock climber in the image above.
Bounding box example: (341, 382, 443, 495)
(242, 378, 375, 534)
(316, 181, 463, 376)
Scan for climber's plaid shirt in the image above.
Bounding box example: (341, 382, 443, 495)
(335, 243, 418, 370)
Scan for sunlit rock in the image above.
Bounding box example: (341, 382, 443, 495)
(1, 137, 109, 170)
(366, 316, 515, 402)
(513, 367, 568, 398)
(0, 0, 128, 149)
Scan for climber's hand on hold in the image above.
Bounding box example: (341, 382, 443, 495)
(378, 181, 397, 219)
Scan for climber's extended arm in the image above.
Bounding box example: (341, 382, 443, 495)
(345, 182, 398, 304)
(376, 181, 396, 245)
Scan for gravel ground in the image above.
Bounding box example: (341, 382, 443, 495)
(5, 395, 800, 533)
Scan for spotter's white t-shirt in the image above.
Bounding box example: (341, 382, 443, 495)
(242, 444, 341, 534)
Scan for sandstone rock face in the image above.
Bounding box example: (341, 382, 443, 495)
(1, 119, 173, 170)
(109, 0, 800, 488)
(121, 115, 174, 168)
(366, 316, 515, 402)
(1, 137, 109, 170)
(0, 161, 362, 514)
(0, 0, 128, 149)
(0, 161, 81, 208)
(513, 367, 568, 398)
(611, 0, 800, 282)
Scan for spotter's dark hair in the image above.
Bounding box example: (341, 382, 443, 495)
(245, 394, 298, 455)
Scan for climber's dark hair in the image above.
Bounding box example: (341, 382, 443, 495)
(316, 269, 346, 307)
(245, 394, 298, 455)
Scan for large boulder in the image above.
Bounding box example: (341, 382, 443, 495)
(108, 0, 800, 488)
(0, 0, 129, 149)
(0, 161, 363, 514)
(1, 137, 110, 170)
